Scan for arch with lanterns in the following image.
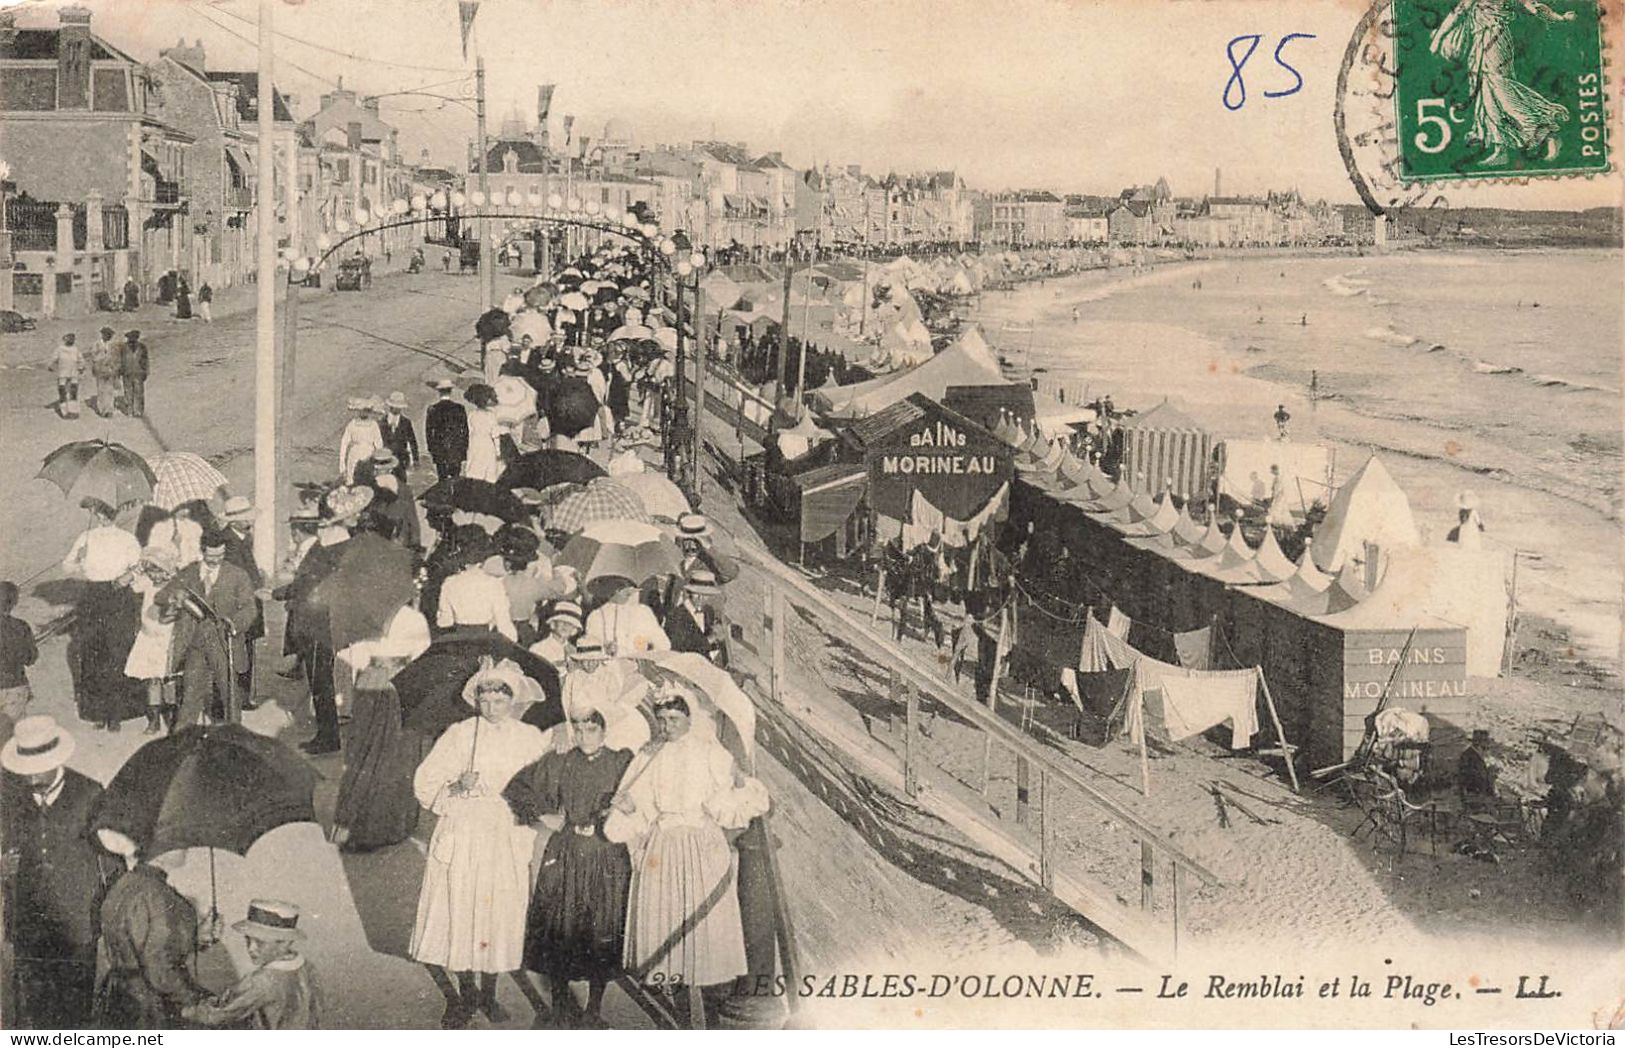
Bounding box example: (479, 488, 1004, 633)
(282, 186, 708, 281)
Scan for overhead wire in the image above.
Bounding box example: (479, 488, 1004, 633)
(201, 1, 471, 74)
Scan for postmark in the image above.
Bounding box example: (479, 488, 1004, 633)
(1335, 0, 1613, 213)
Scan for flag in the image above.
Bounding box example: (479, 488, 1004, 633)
(458, 1, 479, 58)
(537, 83, 555, 125)
(562, 114, 574, 145)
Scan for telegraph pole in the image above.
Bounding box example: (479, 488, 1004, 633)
(475, 54, 491, 315)
(252, 0, 277, 574)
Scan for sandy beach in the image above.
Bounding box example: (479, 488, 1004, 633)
(970, 249, 1624, 671)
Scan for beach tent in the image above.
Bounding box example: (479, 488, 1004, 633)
(1117, 400, 1213, 502)
(699, 271, 743, 311)
(815, 326, 1010, 417)
(1311, 455, 1419, 573)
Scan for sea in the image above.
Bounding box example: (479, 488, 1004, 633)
(970, 248, 1624, 668)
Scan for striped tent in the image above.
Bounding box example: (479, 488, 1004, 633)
(1117, 400, 1212, 501)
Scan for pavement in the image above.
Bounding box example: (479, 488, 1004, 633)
(0, 270, 661, 1029)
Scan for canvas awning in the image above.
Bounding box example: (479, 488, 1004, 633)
(225, 144, 255, 177)
(795, 465, 867, 544)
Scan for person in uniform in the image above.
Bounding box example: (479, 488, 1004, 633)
(93, 833, 207, 1028)
(182, 901, 322, 1030)
(1, 717, 116, 1028)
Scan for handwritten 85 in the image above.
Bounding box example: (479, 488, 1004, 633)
(1223, 33, 1317, 111)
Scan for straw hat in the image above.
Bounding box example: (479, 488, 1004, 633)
(222, 495, 254, 522)
(676, 512, 711, 540)
(385, 391, 409, 411)
(684, 567, 722, 597)
(570, 638, 609, 661)
(546, 599, 584, 632)
(233, 900, 306, 942)
(140, 544, 180, 575)
(1, 716, 75, 776)
(346, 396, 374, 413)
(430, 378, 456, 392)
(370, 448, 399, 472)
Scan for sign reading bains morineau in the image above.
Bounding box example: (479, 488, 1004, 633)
(864, 396, 1013, 521)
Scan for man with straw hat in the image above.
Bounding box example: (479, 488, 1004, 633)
(529, 599, 583, 673)
(183, 900, 323, 1029)
(665, 568, 728, 666)
(378, 391, 420, 483)
(1, 716, 116, 1028)
(426, 379, 469, 483)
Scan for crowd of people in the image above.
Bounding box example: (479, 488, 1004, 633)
(1, 241, 780, 1031)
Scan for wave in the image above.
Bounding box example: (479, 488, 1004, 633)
(1529, 373, 1622, 395)
(1322, 273, 1371, 297)
(1363, 325, 1419, 346)
(1472, 360, 1524, 375)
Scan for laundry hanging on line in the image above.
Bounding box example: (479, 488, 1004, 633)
(1156, 671, 1260, 748)
(1106, 605, 1131, 639)
(1173, 625, 1214, 670)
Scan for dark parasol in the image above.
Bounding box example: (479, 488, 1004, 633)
(392, 627, 564, 737)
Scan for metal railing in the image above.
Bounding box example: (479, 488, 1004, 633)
(154, 179, 183, 205)
(225, 185, 254, 211)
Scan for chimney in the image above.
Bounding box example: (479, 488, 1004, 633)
(347, 121, 363, 149)
(281, 92, 299, 118)
(160, 36, 207, 71)
(56, 5, 93, 109)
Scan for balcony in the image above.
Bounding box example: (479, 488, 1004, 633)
(225, 185, 254, 212)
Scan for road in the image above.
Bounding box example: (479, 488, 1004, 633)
(0, 271, 663, 1029)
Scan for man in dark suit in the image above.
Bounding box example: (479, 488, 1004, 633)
(220, 497, 266, 709)
(1, 717, 117, 1028)
(424, 379, 468, 482)
(163, 529, 259, 728)
(664, 569, 728, 667)
(378, 391, 420, 482)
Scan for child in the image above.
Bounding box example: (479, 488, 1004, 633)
(0, 581, 38, 745)
(123, 548, 181, 734)
(182, 900, 322, 1030)
(53, 333, 84, 419)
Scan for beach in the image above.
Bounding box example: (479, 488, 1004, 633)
(971, 249, 1624, 671)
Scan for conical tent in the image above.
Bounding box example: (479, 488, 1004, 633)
(816, 326, 1009, 417)
(1252, 527, 1297, 583)
(1312, 455, 1419, 573)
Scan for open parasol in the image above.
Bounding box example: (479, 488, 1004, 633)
(615, 471, 690, 521)
(421, 476, 528, 523)
(556, 519, 681, 590)
(392, 627, 564, 737)
(497, 448, 606, 491)
(544, 478, 650, 534)
(149, 451, 230, 511)
(38, 439, 155, 509)
(558, 291, 590, 311)
(307, 532, 418, 651)
(635, 651, 756, 769)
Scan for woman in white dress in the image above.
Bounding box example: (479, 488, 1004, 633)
(122, 547, 181, 735)
(409, 658, 550, 1028)
(338, 397, 386, 484)
(462, 385, 504, 483)
(604, 685, 768, 997)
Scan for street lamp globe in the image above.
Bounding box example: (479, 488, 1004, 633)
(585, 199, 600, 215)
(567, 197, 582, 213)
(335, 218, 351, 234)
(470, 190, 486, 207)
(688, 252, 706, 269)
(292, 256, 310, 273)
(548, 193, 563, 210)
(527, 189, 542, 206)
(355, 207, 371, 226)
(659, 239, 676, 255)
(315, 233, 332, 251)
(451, 191, 466, 208)
(641, 223, 659, 239)
(411, 194, 428, 212)
(431, 190, 448, 209)
(392, 198, 408, 215)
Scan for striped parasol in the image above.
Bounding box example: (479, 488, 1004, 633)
(543, 478, 650, 535)
(150, 452, 230, 510)
(556, 519, 681, 589)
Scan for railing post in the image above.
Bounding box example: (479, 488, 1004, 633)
(1140, 840, 1154, 912)
(770, 585, 786, 705)
(903, 681, 919, 798)
(1015, 754, 1031, 826)
(1038, 770, 1054, 891)
(1170, 864, 1181, 957)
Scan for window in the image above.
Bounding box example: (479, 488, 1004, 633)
(0, 67, 58, 110)
(92, 68, 128, 111)
(336, 159, 350, 182)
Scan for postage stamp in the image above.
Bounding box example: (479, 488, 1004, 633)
(1390, 0, 1612, 181)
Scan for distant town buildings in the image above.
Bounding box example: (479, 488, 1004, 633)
(0, 7, 1392, 317)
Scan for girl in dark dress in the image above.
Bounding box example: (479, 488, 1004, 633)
(505, 708, 633, 1027)
(174, 276, 192, 320)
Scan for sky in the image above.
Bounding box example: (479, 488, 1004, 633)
(10, 0, 1623, 209)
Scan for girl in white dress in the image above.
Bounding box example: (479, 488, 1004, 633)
(604, 685, 768, 994)
(338, 398, 385, 484)
(123, 547, 181, 735)
(409, 658, 550, 1027)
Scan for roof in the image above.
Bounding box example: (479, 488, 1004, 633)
(753, 153, 794, 170)
(205, 71, 295, 123)
(1018, 190, 1062, 203)
(820, 327, 1010, 419)
(485, 139, 547, 173)
(698, 141, 752, 166)
(1312, 455, 1420, 573)
(1113, 201, 1150, 218)
(1117, 399, 1206, 432)
(792, 462, 867, 492)
(0, 28, 131, 62)
(1209, 196, 1268, 207)
(845, 397, 928, 446)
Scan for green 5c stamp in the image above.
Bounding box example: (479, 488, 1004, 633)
(1392, 0, 1611, 180)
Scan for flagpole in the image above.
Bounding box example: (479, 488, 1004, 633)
(476, 53, 490, 316)
(252, 0, 277, 577)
